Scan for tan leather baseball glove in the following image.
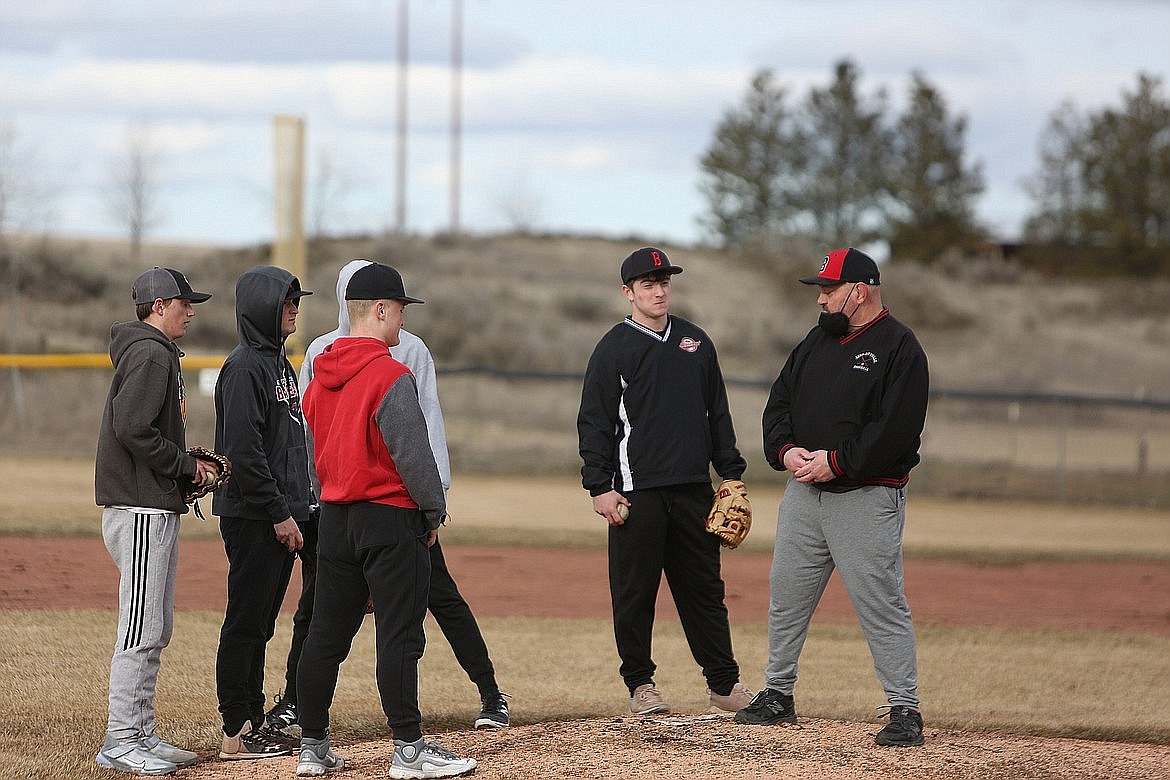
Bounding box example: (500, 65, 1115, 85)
(706, 479, 752, 549)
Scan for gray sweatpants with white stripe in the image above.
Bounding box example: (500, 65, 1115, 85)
(102, 507, 180, 742)
(765, 480, 919, 708)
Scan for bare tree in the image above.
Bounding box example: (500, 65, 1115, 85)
(105, 123, 164, 263)
(1, 120, 58, 426)
(0, 120, 56, 238)
(497, 168, 544, 235)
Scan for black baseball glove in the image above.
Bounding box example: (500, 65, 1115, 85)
(181, 445, 232, 517)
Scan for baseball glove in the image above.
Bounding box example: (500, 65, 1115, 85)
(706, 479, 752, 549)
(181, 446, 232, 518)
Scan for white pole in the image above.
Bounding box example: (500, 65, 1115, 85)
(395, 0, 409, 233)
(449, 0, 463, 235)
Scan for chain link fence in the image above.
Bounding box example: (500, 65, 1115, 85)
(2, 362, 1168, 507)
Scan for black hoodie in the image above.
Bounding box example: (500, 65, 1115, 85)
(212, 266, 313, 523)
(95, 320, 199, 514)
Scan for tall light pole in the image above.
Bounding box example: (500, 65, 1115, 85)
(395, 0, 408, 233)
(449, 0, 463, 235)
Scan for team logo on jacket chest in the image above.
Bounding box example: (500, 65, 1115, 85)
(852, 352, 878, 372)
(275, 375, 299, 403)
(679, 337, 701, 353)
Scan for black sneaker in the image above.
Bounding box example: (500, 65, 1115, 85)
(733, 688, 797, 725)
(475, 692, 511, 729)
(874, 705, 925, 746)
(219, 720, 295, 760)
(265, 692, 300, 738)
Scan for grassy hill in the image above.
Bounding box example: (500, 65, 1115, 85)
(2, 233, 1169, 505)
(7, 232, 1169, 397)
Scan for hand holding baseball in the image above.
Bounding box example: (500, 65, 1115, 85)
(592, 491, 629, 526)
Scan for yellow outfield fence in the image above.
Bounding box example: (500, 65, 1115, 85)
(0, 353, 303, 370)
(2, 353, 1169, 505)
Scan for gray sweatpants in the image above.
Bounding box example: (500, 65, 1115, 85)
(765, 480, 919, 708)
(102, 507, 180, 742)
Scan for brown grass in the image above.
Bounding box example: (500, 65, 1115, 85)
(6, 458, 1169, 564)
(2, 610, 1167, 780)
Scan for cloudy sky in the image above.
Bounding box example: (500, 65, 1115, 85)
(2, 0, 1168, 249)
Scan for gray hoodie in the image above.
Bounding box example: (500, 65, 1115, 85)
(95, 320, 198, 514)
(300, 259, 452, 492)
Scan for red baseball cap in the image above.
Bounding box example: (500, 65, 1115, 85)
(800, 248, 880, 286)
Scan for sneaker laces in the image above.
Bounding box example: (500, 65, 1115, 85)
(751, 689, 788, 714)
(250, 726, 290, 748)
(422, 741, 459, 760)
(482, 692, 510, 713)
(876, 704, 917, 719)
(875, 704, 921, 733)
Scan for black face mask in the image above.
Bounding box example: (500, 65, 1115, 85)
(817, 283, 861, 338)
(817, 310, 851, 338)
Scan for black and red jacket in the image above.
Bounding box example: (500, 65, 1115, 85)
(763, 308, 929, 490)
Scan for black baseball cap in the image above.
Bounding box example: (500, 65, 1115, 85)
(344, 262, 424, 304)
(132, 267, 212, 304)
(799, 247, 880, 286)
(620, 246, 684, 285)
(285, 277, 314, 301)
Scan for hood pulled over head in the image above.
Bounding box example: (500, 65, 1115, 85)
(234, 266, 309, 350)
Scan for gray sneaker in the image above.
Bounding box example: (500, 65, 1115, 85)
(296, 735, 345, 776)
(140, 734, 198, 768)
(96, 737, 178, 776)
(388, 737, 477, 779)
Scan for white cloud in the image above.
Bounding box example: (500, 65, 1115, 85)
(1, 0, 1166, 245)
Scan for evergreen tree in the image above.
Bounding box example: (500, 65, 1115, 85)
(794, 59, 890, 246)
(1024, 73, 1170, 276)
(697, 69, 801, 247)
(887, 72, 985, 262)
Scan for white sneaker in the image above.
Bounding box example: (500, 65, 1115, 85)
(388, 737, 477, 779)
(96, 737, 178, 776)
(140, 734, 198, 768)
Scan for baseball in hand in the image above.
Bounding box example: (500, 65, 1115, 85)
(617, 504, 629, 520)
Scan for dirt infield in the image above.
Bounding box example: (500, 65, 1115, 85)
(5, 536, 1170, 779)
(3, 537, 1169, 636)
(181, 716, 1170, 780)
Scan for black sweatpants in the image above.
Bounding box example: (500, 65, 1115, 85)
(297, 502, 430, 744)
(608, 482, 740, 697)
(282, 528, 498, 704)
(281, 516, 319, 700)
(428, 540, 498, 698)
(216, 516, 296, 736)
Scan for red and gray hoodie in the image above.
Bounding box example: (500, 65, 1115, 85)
(302, 335, 446, 530)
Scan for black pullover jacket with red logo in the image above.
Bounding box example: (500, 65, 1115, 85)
(763, 308, 929, 491)
(578, 315, 746, 497)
